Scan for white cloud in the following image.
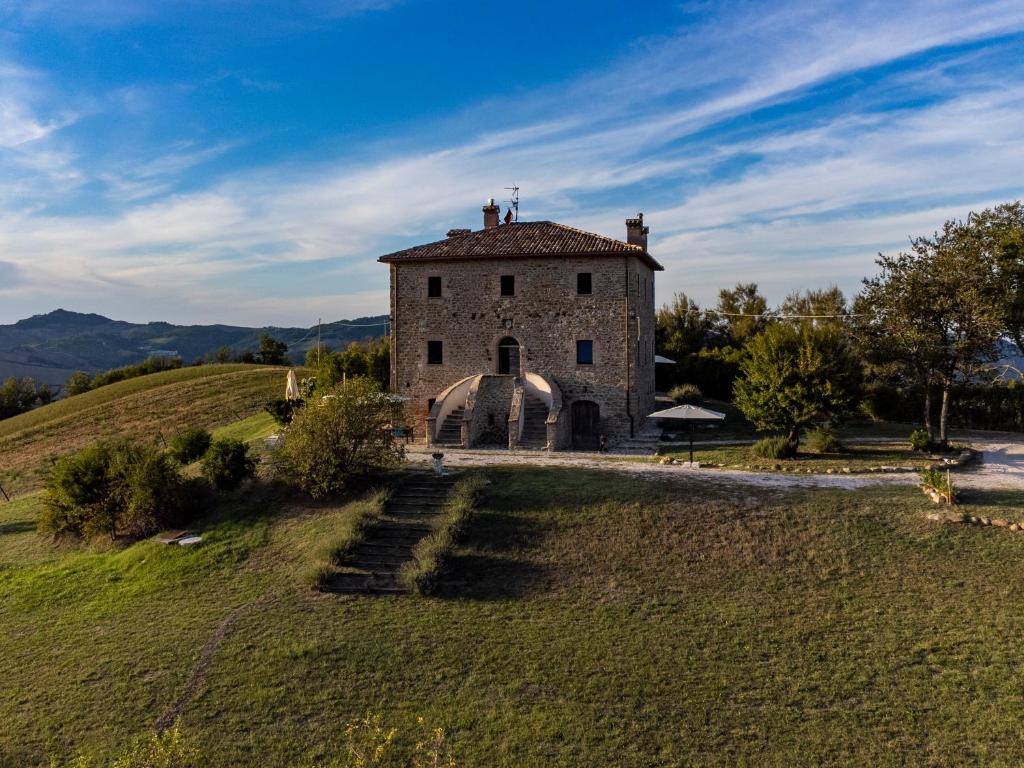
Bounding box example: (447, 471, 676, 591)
(2, 0, 1024, 325)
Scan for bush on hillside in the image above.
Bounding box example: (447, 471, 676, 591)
(200, 438, 257, 491)
(168, 427, 212, 464)
(668, 383, 703, 405)
(40, 441, 185, 541)
(265, 397, 303, 426)
(752, 436, 798, 460)
(48, 726, 198, 768)
(279, 377, 404, 499)
(805, 425, 843, 454)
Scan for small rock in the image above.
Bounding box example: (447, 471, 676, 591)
(926, 512, 942, 522)
(841, 467, 851, 474)
(970, 516, 981, 524)
(1011, 523, 1020, 532)
(825, 468, 835, 474)
(659, 456, 672, 465)
(993, 519, 1010, 528)
(982, 517, 992, 526)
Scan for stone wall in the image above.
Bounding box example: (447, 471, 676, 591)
(389, 252, 657, 447)
(466, 374, 515, 447)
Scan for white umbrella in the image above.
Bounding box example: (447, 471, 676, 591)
(285, 369, 301, 400)
(654, 354, 676, 364)
(648, 404, 726, 464)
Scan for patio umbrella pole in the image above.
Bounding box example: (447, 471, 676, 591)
(689, 422, 694, 465)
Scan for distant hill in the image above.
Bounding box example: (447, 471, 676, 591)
(0, 309, 388, 390)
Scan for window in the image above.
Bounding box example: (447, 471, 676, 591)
(428, 276, 442, 298)
(577, 272, 592, 295)
(427, 340, 443, 365)
(500, 275, 515, 296)
(576, 340, 594, 365)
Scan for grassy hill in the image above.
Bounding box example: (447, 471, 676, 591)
(2, 468, 1023, 765)
(0, 364, 291, 497)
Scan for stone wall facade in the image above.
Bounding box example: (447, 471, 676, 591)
(388, 251, 656, 447)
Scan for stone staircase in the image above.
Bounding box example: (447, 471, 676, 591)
(435, 406, 465, 446)
(519, 393, 548, 448)
(324, 472, 457, 595)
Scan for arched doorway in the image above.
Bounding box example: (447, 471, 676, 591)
(497, 337, 521, 375)
(571, 400, 600, 450)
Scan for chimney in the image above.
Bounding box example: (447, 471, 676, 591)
(483, 198, 500, 229)
(626, 212, 649, 250)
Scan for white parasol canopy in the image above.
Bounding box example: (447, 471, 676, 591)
(648, 404, 726, 464)
(285, 369, 301, 400)
(648, 404, 726, 420)
(654, 355, 676, 364)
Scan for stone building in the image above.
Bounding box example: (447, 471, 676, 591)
(379, 201, 663, 450)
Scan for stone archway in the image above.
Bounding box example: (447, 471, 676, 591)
(497, 337, 521, 375)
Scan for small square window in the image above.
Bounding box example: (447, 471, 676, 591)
(577, 272, 592, 295)
(576, 340, 594, 365)
(428, 276, 442, 297)
(427, 340, 443, 365)
(500, 275, 515, 296)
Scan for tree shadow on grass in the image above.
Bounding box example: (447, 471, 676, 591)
(0, 520, 34, 535)
(437, 511, 552, 600)
(958, 488, 1024, 511)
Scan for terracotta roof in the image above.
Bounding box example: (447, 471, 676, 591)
(378, 221, 664, 270)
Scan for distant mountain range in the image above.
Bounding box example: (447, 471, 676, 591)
(0, 309, 389, 390)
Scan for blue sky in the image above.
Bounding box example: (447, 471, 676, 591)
(1, 0, 1023, 326)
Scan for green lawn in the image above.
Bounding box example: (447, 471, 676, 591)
(657, 440, 936, 473)
(3, 467, 1024, 766)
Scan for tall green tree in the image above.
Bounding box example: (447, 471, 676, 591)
(966, 202, 1024, 353)
(780, 286, 848, 329)
(655, 292, 713, 360)
(715, 283, 769, 347)
(734, 323, 861, 442)
(256, 333, 289, 365)
(856, 214, 1004, 442)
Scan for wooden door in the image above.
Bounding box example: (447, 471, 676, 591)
(571, 400, 600, 450)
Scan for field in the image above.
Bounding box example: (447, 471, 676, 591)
(4, 466, 1024, 766)
(0, 365, 290, 496)
(657, 439, 936, 473)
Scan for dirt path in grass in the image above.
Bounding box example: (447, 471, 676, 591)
(154, 600, 257, 734)
(408, 436, 1024, 491)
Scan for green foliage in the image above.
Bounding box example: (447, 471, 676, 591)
(65, 357, 184, 398)
(297, 712, 456, 768)
(656, 292, 713, 360)
(0, 376, 49, 419)
(780, 286, 848, 329)
(921, 466, 955, 499)
(40, 442, 185, 541)
(279, 378, 404, 499)
(265, 398, 304, 426)
(751, 436, 798, 460)
(66, 370, 93, 396)
(716, 282, 770, 346)
(400, 476, 483, 596)
(804, 425, 843, 454)
(200, 438, 257, 491)
(312, 340, 390, 391)
(168, 428, 212, 464)
(48, 725, 199, 767)
(661, 347, 745, 401)
(734, 324, 862, 441)
(668, 383, 703, 404)
(256, 334, 289, 365)
(909, 429, 932, 452)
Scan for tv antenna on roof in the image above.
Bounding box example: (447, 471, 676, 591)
(504, 185, 519, 223)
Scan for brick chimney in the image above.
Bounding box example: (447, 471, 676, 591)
(626, 213, 649, 249)
(483, 198, 500, 229)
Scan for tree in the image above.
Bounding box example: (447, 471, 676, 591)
(780, 286, 848, 329)
(256, 334, 289, 365)
(857, 215, 1004, 443)
(215, 345, 232, 364)
(66, 371, 92, 396)
(0, 377, 43, 419)
(201, 438, 257, 491)
(967, 202, 1024, 352)
(40, 441, 184, 541)
(279, 377, 404, 498)
(656, 293, 713, 360)
(733, 324, 861, 442)
(715, 283, 770, 346)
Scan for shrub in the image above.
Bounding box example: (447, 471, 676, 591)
(400, 475, 484, 595)
(752, 436, 798, 460)
(805, 425, 843, 454)
(265, 397, 303, 426)
(668, 383, 703, 404)
(40, 442, 184, 541)
(168, 427, 212, 464)
(909, 429, 949, 453)
(279, 377, 405, 499)
(48, 725, 198, 767)
(201, 438, 257, 491)
(734, 324, 861, 442)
